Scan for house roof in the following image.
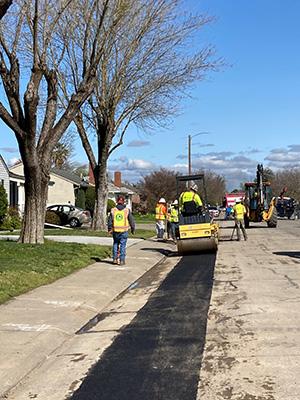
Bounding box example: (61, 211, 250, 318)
(51, 168, 89, 187)
(108, 181, 135, 195)
(9, 171, 25, 181)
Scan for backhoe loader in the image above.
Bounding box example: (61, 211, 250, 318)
(244, 164, 277, 228)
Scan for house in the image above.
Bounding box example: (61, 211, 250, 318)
(0, 155, 25, 210)
(0, 154, 10, 197)
(89, 166, 135, 210)
(9, 163, 90, 211)
(2, 154, 136, 213)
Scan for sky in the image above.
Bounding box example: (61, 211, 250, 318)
(1, 0, 300, 191)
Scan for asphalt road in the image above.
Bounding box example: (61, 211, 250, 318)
(69, 253, 217, 400)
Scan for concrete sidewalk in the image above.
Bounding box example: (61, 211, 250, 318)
(0, 236, 175, 398)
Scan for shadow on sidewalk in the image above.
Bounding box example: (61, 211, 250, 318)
(274, 251, 300, 259)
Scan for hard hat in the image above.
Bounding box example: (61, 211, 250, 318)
(159, 198, 166, 203)
(173, 200, 178, 205)
(191, 184, 198, 192)
(236, 198, 242, 203)
(117, 196, 125, 204)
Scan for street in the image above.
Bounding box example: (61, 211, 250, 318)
(3, 218, 300, 400)
(70, 252, 216, 400)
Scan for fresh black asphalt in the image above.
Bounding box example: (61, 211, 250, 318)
(69, 253, 216, 400)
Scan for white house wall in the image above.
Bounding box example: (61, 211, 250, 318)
(0, 156, 10, 199)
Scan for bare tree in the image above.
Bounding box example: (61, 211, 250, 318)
(194, 169, 226, 205)
(0, 0, 122, 243)
(57, 0, 224, 230)
(271, 166, 300, 201)
(0, 0, 12, 19)
(137, 168, 182, 213)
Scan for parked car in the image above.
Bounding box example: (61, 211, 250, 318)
(208, 206, 219, 218)
(46, 204, 91, 227)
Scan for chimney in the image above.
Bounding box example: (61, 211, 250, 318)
(114, 171, 122, 188)
(89, 163, 95, 185)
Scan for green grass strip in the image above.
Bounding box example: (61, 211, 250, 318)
(0, 240, 112, 305)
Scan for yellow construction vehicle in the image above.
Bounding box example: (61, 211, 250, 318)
(244, 164, 277, 228)
(176, 174, 219, 255)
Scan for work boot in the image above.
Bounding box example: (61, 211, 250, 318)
(113, 259, 118, 264)
(120, 260, 126, 265)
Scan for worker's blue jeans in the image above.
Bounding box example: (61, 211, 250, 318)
(113, 231, 128, 261)
(156, 220, 165, 238)
(171, 222, 179, 241)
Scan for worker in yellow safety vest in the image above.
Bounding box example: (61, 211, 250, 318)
(170, 200, 179, 243)
(231, 199, 247, 241)
(179, 184, 203, 214)
(108, 196, 135, 265)
(155, 198, 167, 239)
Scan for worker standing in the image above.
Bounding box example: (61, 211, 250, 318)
(170, 200, 179, 243)
(231, 199, 247, 241)
(166, 202, 172, 239)
(155, 198, 167, 239)
(179, 184, 203, 214)
(108, 197, 135, 265)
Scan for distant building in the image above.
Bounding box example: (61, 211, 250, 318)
(88, 166, 135, 210)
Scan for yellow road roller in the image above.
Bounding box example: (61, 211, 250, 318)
(176, 174, 219, 255)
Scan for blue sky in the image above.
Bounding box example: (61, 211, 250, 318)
(1, 0, 300, 191)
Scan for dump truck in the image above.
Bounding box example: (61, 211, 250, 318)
(244, 164, 277, 228)
(176, 174, 219, 255)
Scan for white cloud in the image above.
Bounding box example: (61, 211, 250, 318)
(6, 157, 20, 167)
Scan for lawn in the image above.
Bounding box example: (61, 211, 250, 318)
(133, 213, 155, 224)
(0, 240, 113, 305)
(0, 224, 156, 305)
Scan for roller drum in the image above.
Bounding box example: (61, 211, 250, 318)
(177, 237, 217, 255)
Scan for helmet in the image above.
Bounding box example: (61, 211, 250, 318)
(237, 198, 243, 203)
(159, 198, 166, 203)
(117, 196, 125, 204)
(191, 184, 198, 192)
(173, 200, 178, 205)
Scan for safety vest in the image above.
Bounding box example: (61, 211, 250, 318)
(111, 207, 130, 232)
(233, 203, 245, 220)
(179, 191, 202, 208)
(170, 206, 179, 223)
(155, 204, 166, 220)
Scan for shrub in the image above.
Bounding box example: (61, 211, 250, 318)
(0, 184, 8, 226)
(45, 210, 69, 226)
(0, 206, 22, 231)
(107, 198, 116, 213)
(76, 188, 86, 209)
(85, 187, 95, 215)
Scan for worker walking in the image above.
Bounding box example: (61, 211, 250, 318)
(155, 198, 167, 239)
(179, 184, 203, 215)
(231, 199, 247, 241)
(108, 197, 135, 265)
(170, 200, 179, 243)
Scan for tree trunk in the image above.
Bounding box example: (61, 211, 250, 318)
(18, 160, 50, 244)
(0, 0, 12, 19)
(91, 162, 109, 231)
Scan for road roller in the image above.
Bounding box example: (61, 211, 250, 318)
(176, 174, 219, 255)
